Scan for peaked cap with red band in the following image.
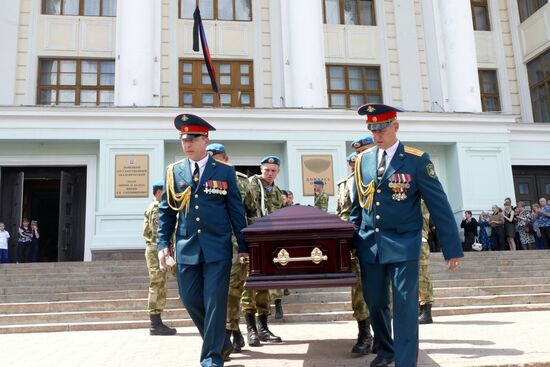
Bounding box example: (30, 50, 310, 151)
(357, 103, 404, 131)
(174, 113, 216, 139)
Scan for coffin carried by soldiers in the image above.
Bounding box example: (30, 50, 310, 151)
(242, 205, 356, 289)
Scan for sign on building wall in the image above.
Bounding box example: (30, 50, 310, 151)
(301, 155, 334, 196)
(115, 155, 149, 198)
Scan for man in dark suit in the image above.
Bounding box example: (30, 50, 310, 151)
(157, 114, 248, 367)
(350, 104, 464, 367)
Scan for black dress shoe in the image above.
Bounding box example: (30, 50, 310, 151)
(370, 355, 394, 367)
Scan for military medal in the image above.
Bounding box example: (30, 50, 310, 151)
(389, 174, 411, 201)
(221, 181, 228, 195)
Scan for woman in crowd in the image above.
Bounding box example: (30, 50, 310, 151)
(503, 202, 517, 250)
(478, 211, 493, 250)
(489, 205, 506, 251)
(515, 202, 535, 250)
(28, 220, 40, 262)
(532, 204, 546, 250)
(460, 210, 478, 252)
(17, 218, 33, 263)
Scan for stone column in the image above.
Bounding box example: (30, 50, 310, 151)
(115, 0, 161, 106)
(280, 0, 328, 108)
(0, 0, 21, 105)
(438, 0, 482, 112)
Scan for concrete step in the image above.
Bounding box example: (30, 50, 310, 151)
(435, 293, 550, 307)
(432, 276, 550, 287)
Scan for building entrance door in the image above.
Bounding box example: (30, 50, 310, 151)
(0, 167, 86, 262)
(512, 166, 550, 208)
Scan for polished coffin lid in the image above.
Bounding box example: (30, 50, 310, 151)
(242, 205, 356, 289)
(242, 205, 355, 240)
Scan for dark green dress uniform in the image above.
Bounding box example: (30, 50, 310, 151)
(158, 114, 247, 367)
(350, 104, 463, 366)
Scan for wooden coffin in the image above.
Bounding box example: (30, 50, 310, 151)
(242, 205, 356, 289)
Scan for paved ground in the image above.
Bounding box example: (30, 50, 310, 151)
(2, 311, 550, 367)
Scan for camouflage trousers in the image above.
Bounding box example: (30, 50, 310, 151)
(241, 283, 271, 316)
(419, 241, 434, 305)
(145, 245, 168, 315)
(351, 257, 370, 321)
(226, 255, 249, 331)
(270, 289, 284, 302)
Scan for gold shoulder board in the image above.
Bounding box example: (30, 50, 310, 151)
(404, 146, 425, 157)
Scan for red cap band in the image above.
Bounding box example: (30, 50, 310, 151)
(180, 125, 209, 136)
(367, 111, 397, 124)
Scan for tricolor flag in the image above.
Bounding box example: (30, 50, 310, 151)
(193, 6, 219, 96)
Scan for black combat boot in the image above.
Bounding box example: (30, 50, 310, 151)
(274, 299, 284, 319)
(222, 330, 234, 361)
(257, 314, 282, 343)
(351, 318, 374, 354)
(232, 329, 245, 353)
(245, 312, 261, 346)
(149, 314, 177, 335)
(418, 304, 433, 324)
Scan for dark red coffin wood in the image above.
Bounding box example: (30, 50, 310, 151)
(242, 205, 356, 289)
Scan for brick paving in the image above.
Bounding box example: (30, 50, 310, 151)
(2, 311, 550, 367)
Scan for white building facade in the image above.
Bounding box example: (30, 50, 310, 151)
(0, 0, 549, 261)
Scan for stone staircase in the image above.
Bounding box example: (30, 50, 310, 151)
(1, 250, 550, 334)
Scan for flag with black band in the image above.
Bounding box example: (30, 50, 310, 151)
(193, 6, 219, 96)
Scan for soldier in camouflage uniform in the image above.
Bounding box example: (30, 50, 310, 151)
(241, 156, 284, 346)
(144, 180, 177, 336)
(206, 144, 250, 354)
(336, 149, 374, 355)
(313, 180, 329, 211)
(419, 199, 434, 324)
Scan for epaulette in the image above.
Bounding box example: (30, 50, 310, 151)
(404, 146, 424, 157)
(236, 171, 248, 179)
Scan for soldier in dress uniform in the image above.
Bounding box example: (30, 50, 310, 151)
(241, 156, 284, 346)
(205, 143, 250, 354)
(350, 103, 463, 367)
(144, 180, 177, 336)
(335, 151, 374, 355)
(418, 200, 434, 324)
(157, 114, 248, 367)
(313, 179, 329, 211)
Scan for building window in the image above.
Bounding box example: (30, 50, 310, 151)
(478, 70, 501, 112)
(180, 0, 252, 21)
(323, 0, 376, 25)
(38, 58, 115, 106)
(527, 49, 550, 122)
(326, 65, 382, 109)
(471, 0, 490, 30)
(518, 0, 547, 22)
(43, 0, 117, 16)
(179, 59, 254, 108)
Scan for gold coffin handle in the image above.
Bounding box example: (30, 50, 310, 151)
(273, 247, 328, 267)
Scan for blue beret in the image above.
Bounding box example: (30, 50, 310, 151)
(174, 113, 216, 138)
(351, 135, 374, 150)
(206, 143, 226, 155)
(152, 180, 164, 191)
(313, 179, 325, 186)
(357, 103, 404, 131)
(260, 156, 281, 166)
(346, 152, 358, 163)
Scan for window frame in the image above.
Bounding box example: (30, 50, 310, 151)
(527, 49, 550, 122)
(179, 0, 252, 21)
(322, 0, 376, 26)
(471, 0, 491, 31)
(179, 59, 254, 108)
(478, 69, 501, 112)
(518, 0, 548, 23)
(42, 0, 117, 17)
(37, 57, 115, 106)
(326, 64, 383, 109)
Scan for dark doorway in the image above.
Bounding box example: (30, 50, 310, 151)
(235, 165, 261, 178)
(0, 166, 86, 262)
(512, 166, 550, 208)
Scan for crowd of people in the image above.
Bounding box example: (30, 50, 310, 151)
(0, 218, 40, 264)
(460, 197, 550, 252)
